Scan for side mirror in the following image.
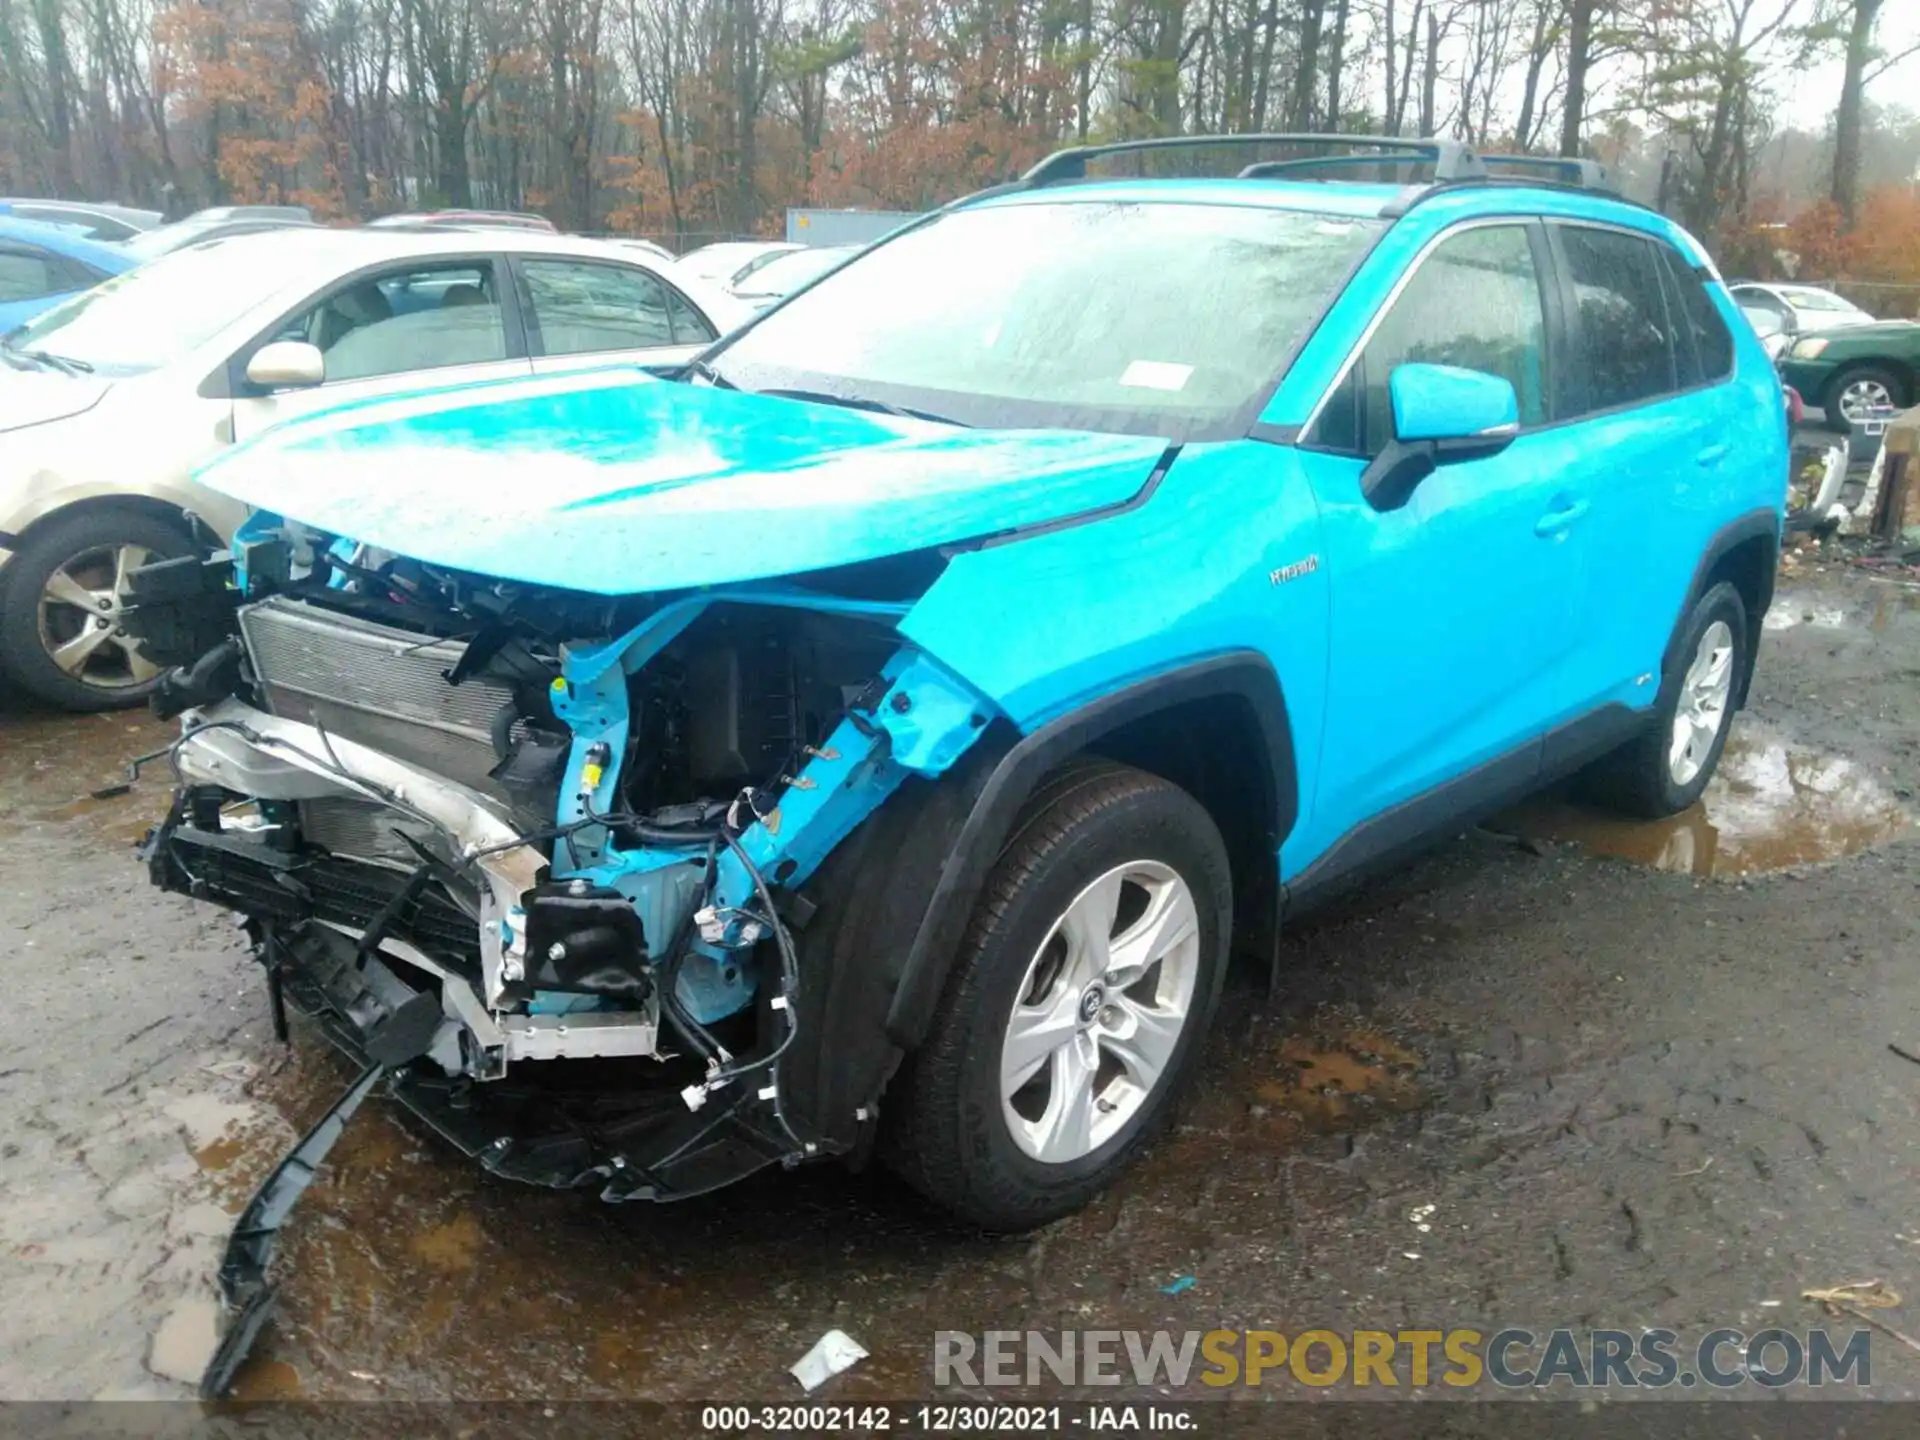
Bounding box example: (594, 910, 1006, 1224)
(1361, 363, 1521, 510)
(245, 340, 324, 390)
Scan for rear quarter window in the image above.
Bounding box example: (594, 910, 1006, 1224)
(1658, 246, 1735, 387)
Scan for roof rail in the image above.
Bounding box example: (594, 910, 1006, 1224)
(1479, 153, 1617, 193)
(1022, 134, 1488, 186)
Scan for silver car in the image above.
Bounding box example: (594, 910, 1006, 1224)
(0, 226, 748, 709)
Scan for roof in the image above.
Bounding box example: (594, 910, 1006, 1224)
(959, 171, 1704, 263)
(0, 214, 138, 271)
(972, 177, 1408, 220)
(143, 224, 749, 329)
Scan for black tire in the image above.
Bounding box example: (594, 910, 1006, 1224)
(1823, 364, 1907, 432)
(1579, 580, 1749, 819)
(0, 506, 196, 711)
(881, 760, 1232, 1231)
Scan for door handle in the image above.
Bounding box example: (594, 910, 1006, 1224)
(1697, 442, 1730, 468)
(1534, 497, 1590, 537)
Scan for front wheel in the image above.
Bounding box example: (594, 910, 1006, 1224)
(0, 506, 197, 710)
(882, 761, 1233, 1231)
(1580, 580, 1749, 819)
(1825, 365, 1906, 431)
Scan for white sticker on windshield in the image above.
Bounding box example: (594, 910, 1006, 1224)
(1119, 360, 1193, 392)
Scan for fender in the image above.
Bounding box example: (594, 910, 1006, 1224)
(781, 651, 1298, 1149)
(883, 651, 1297, 1051)
(1666, 506, 1780, 708)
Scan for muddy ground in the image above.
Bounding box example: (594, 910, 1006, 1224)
(5, 552, 1920, 1410)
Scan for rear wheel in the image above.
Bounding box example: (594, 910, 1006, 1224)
(1580, 580, 1748, 819)
(0, 506, 196, 710)
(882, 761, 1231, 1231)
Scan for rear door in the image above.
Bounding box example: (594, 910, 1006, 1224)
(1547, 223, 1738, 716)
(513, 256, 720, 375)
(230, 255, 533, 442)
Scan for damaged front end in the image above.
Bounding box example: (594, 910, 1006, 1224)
(128, 516, 995, 1386)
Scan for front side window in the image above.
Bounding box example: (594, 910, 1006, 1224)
(1557, 225, 1678, 414)
(277, 262, 507, 384)
(707, 200, 1387, 440)
(1311, 224, 1548, 456)
(521, 259, 675, 356)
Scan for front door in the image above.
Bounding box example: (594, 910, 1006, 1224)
(1285, 221, 1590, 873)
(231, 257, 532, 442)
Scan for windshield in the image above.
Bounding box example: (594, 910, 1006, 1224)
(706, 200, 1385, 440)
(3, 240, 303, 373)
(1782, 288, 1865, 314)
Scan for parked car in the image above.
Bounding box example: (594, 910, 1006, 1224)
(123, 209, 318, 260)
(1775, 319, 1919, 431)
(0, 216, 136, 331)
(127, 138, 1788, 1344)
(678, 239, 800, 285)
(0, 199, 163, 242)
(728, 244, 859, 309)
(0, 227, 748, 709)
(1729, 282, 1876, 343)
(366, 209, 557, 233)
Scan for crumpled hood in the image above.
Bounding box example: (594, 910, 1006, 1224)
(0, 368, 111, 434)
(194, 368, 1171, 594)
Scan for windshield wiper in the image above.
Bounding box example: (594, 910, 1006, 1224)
(1, 344, 93, 375)
(758, 387, 969, 428)
(681, 358, 736, 389)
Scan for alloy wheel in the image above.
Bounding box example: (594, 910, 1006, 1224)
(1668, 618, 1734, 787)
(34, 543, 160, 692)
(1000, 859, 1200, 1164)
(1839, 377, 1894, 423)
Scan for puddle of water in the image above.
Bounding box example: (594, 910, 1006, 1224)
(230, 1358, 305, 1400)
(1493, 728, 1909, 877)
(1255, 1030, 1425, 1129)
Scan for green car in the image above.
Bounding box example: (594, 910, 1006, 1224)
(1777, 320, 1920, 431)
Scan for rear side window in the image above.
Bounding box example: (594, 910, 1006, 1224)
(521, 259, 674, 356)
(0, 244, 60, 303)
(1555, 225, 1678, 414)
(1658, 247, 1734, 387)
(1311, 223, 1548, 456)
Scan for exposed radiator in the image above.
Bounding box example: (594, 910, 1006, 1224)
(299, 795, 440, 869)
(239, 595, 517, 809)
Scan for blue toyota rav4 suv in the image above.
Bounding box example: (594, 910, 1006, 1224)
(126, 135, 1783, 1389)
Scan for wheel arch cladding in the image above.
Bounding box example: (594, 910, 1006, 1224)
(885, 653, 1295, 1051)
(1678, 508, 1778, 709)
(784, 653, 1295, 1149)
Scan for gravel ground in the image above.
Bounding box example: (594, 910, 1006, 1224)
(4, 552, 1920, 1418)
